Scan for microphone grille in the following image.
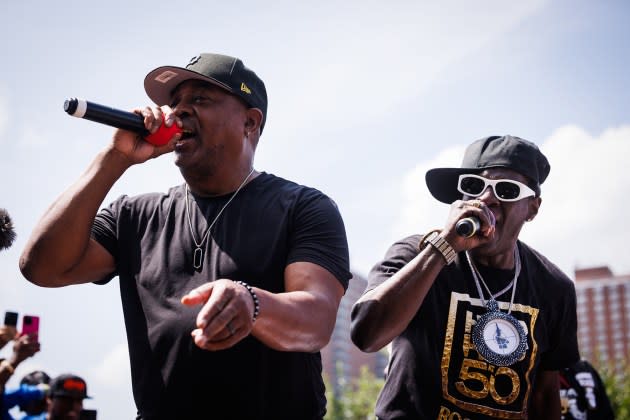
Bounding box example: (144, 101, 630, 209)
(0, 208, 16, 250)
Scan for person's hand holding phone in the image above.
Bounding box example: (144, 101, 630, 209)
(10, 333, 41, 366)
(1, 311, 19, 350)
(0, 326, 17, 349)
(21, 315, 39, 340)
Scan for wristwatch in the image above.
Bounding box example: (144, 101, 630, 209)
(420, 230, 457, 265)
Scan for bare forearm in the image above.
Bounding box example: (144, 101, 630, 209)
(0, 362, 14, 389)
(252, 288, 339, 352)
(530, 370, 560, 419)
(351, 248, 446, 352)
(20, 148, 131, 286)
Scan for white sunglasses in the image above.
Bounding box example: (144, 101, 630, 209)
(457, 174, 536, 202)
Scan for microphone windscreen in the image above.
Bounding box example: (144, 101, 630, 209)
(0, 208, 16, 250)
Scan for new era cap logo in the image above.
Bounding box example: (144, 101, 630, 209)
(187, 55, 201, 68)
(240, 83, 251, 94)
(63, 379, 86, 392)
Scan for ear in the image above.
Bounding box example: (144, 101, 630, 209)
(526, 197, 542, 222)
(244, 108, 263, 134)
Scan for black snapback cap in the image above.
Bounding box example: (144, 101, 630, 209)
(144, 53, 268, 131)
(425, 135, 550, 204)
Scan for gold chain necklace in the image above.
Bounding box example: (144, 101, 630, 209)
(185, 168, 255, 269)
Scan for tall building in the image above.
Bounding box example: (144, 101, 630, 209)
(321, 272, 388, 395)
(574, 266, 630, 373)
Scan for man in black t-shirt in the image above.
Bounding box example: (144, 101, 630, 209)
(560, 359, 614, 420)
(20, 53, 351, 419)
(351, 135, 579, 419)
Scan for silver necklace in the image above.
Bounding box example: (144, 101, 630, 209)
(185, 168, 255, 269)
(468, 249, 519, 314)
(466, 246, 528, 366)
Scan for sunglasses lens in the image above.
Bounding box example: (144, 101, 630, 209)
(460, 176, 485, 196)
(496, 181, 520, 200)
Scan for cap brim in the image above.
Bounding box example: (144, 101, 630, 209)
(144, 66, 234, 106)
(425, 167, 483, 204)
(51, 392, 91, 399)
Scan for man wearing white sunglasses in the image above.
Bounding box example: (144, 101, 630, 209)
(351, 135, 579, 419)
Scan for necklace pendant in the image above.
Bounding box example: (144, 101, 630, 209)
(193, 247, 203, 269)
(472, 300, 528, 366)
(486, 299, 499, 312)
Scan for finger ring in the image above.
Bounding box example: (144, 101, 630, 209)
(226, 321, 235, 336)
(471, 200, 482, 208)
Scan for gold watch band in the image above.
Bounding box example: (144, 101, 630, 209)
(420, 230, 456, 265)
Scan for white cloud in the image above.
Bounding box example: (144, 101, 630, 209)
(86, 342, 136, 418)
(394, 125, 630, 277)
(90, 342, 131, 388)
(522, 125, 630, 275)
(393, 144, 465, 240)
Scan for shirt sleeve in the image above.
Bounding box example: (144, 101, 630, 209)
(90, 195, 128, 284)
(285, 189, 351, 289)
(364, 234, 421, 293)
(2, 384, 45, 410)
(91, 197, 126, 260)
(539, 271, 580, 370)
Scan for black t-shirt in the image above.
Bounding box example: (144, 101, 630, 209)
(91, 173, 351, 419)
(560, 359, 614, 420)
(361, 235, 579, 419)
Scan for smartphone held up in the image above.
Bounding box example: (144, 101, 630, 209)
(21, 314, 40, 340)
(4, 311, 18, 327)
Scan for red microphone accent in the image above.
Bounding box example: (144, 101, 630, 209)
(145, 116, 182, 146)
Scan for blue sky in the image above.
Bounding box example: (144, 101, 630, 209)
(1, 1, 629, 418)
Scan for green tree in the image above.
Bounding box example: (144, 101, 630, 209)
(325, 364, 384, 420)
(599, 361, 630, 420)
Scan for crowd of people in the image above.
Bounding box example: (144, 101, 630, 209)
(2, 49, 618, 419)
(0, 317, 91, 420)
(2, 211, 92, 420)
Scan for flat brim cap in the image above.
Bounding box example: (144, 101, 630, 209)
(49, 374, 91, 399)
(144, 53, 268, 131)
(425, 135, 550, 204)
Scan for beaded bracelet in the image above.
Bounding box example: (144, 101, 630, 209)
(234, 280, 260, 323)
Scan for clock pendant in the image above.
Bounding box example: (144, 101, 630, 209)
(472, 300, 528, 366)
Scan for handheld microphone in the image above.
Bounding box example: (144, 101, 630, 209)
(63, 98, 181, 146)
(456, 217, 480, 238)
(0, 208, 16, 251)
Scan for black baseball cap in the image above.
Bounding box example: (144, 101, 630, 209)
(144, 53, 268, 131)
(425, 135, 551, 204)
(49, 374, 91, 399)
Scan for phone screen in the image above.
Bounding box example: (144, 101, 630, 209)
(4, 311, 18, 327)
(21, 315, 40, 339)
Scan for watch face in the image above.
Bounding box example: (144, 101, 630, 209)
(472, 309, 528, 366)
(482, 318, 520, 354)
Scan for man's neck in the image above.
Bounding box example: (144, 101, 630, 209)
(184, 168, 258, 197)
(471, 244, 517, 270)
